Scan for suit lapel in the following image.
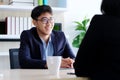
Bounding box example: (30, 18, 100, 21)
(39, 42, 44, 60)
(51, 32, 57, 56)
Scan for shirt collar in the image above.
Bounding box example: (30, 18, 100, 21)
(39, 35, 52, 44)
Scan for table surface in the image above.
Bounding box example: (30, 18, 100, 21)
(0, 69, 89, 80)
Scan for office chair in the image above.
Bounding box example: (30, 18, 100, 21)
(9, 48, 21, 69)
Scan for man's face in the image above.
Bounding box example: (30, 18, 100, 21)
(33, 12, 54, 36)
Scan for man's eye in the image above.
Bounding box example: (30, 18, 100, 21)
(42, 19, 47, 21)
(42, 18, 47, 21)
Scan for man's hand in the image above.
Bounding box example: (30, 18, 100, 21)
(60, 57, 74, 68)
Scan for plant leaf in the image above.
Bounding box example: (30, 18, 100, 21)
(72, 35, 81, 48)
(72, 17, 90, 48)
(75, 25, 85, 31)
(82, 19, 90, 26)
(72, 32, 86, 48)
(82, 19, 90, 31)
(74, 21, 82, 26)
(74, 21, 84, 31)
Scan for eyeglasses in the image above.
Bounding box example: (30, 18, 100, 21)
(37, 17, 54, 24)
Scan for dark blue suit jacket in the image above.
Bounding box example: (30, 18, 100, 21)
(19, 27, 75, 69)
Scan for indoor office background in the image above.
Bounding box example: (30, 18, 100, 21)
(0, 0, 101, 69)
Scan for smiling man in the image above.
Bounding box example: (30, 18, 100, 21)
(19, 5, 75, 69)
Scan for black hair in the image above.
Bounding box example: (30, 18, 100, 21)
(101, 0, 120, 17)
(31, 5, 53, 20)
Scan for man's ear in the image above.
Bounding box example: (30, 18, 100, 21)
(32, 20, 37, 26)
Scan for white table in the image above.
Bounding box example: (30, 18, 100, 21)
(0, 69, 89, 80)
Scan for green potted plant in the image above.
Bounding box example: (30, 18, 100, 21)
(72, 17, 90, 48)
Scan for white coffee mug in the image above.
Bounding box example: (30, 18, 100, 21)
(46, 56, 61, 75)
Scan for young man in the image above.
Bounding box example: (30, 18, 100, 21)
(19, 5, 75, 69)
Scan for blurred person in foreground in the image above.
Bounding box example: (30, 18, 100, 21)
(74, 0, 120, 80)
